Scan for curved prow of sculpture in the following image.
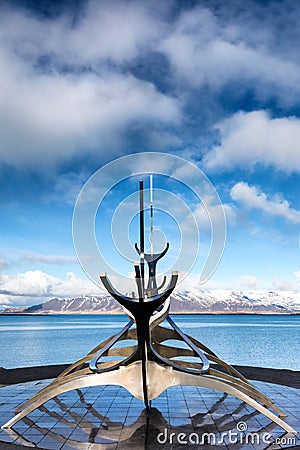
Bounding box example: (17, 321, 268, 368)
(135, 242, 169, 262)
(99, 271, 178, 317)
(135, 242, 170, 296)
(99, 272, 134, 311)
(156, 275, 166, 291)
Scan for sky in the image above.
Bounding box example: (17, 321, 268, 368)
(0, 0, 299, 308)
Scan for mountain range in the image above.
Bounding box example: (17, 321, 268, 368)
(2, 289, 300, 314)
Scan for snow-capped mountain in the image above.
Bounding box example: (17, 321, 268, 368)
(170, 289, 300, 314)
(2, 289, 300, 314)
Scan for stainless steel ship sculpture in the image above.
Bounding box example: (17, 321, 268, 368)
(2, 177, 296, 434)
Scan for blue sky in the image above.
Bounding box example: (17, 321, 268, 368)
(0, 0, 299, 308)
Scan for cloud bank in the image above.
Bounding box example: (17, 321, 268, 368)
(0, 1, 180, 170)
(1, 1, 300, 171)
(0, 270, 102, 306)
(230, 181, 300, 223)
(204, 111, 300, 173)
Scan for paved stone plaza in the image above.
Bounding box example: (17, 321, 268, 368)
(0, 379, 299, 449)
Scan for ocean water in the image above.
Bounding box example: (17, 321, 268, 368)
(0, 314, 299, 370)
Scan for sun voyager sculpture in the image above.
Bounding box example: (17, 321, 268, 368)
(2, 154, 296, 435)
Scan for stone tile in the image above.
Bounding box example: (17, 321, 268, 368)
(0, 431, 17, 443)
(36, 437, 64, 449)
(49, 426, 74, 440)
(168, 417, 191, 427)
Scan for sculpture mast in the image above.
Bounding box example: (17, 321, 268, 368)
(150, 175, 153, 257)
(139, 180, 145, 299)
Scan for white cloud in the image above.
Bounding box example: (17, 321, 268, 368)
(175, 272, 228, 291)
(0, 2, 180, 170)
(0, 1, 162, 68)
(0, 270, 102, 306)
(272, 278, 293, 291)
(270, 271, 300, 291)
(0, 255, 6, 268)
(178, 272, 300, 291)
(0, 60, 180, 169)
(20, 254, 78, 265)
(47, 172, 87, 204)
(294, 271, 300, 288)
(230, 181, 300, 223)
(236, 275, 262, 290)
(195, 201, 235, 230)
(203, 110, 300, 173)
(160, 6, 300, 104)
(180, 195, 235, 235)
(2, 2, 300, 172)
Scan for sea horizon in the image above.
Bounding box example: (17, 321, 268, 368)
(1, 311, 300, 316)
(1, 313, 299, 371)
